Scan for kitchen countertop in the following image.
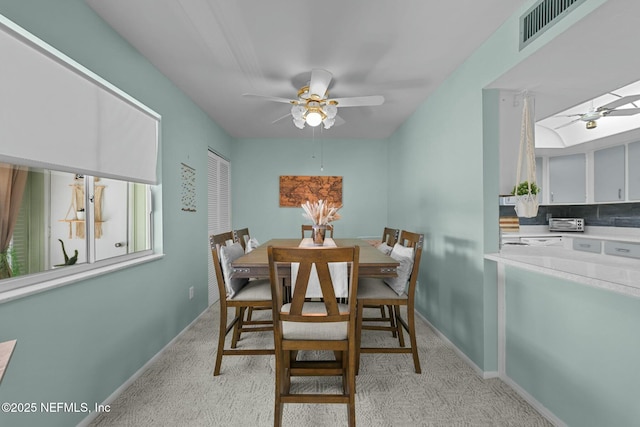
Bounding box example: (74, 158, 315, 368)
(502, 225, 640, 243)
(486, 244, 640, 298)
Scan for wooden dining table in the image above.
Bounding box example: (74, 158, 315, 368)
(231, 238, 398, 279)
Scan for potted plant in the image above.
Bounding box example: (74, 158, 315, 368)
(76, 208, 85, 220)
(511, 181, 540, 218)
(512, 181, 539, 196)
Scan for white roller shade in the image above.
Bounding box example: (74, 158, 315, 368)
(0, 14, 159, 184)
(97, 88, 158, 184)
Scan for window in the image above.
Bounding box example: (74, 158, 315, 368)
(0, 14, 160, 298)
(1, 163, 153, 293)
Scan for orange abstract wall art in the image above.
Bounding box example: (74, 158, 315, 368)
(279, 175, 343, 207)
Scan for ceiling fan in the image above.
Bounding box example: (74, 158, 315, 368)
(555, 94, 640, 130)
(242, 68, 384, 130)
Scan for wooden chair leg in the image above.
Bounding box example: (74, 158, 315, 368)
(394, 305, 406, 347)
(213, 306, 228, 376)
(274, 348, 284, 427)
(355, 301, 364, 374)
(283, 350, 292, 394)
(407, 308, 421, 374)
(341, 350, 348, 391)
(274, 401, 283, 427)
(388, 304, 398, 337)
(348, 397, 355, 427)
(231, 307, 245, 348)
(347, 347, 356, 426)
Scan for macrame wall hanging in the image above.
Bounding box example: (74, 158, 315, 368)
(62, 176, 104, 239)
(513, 93, 540, 218)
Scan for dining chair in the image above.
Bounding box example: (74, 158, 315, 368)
(210, 232, 274, 376)
(301, 223, 334, 239)
(233, 227, 268, 321)
(363, 226, 401, 334)
(268, 245, 360, 427)
(233, 227, 251, 252)
(382, 227, 400, 247)
(356, 230, 424, 374)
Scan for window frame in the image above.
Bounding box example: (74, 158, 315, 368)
(0, 251, 163, 303)
(0, 13, 162, 303)
(1, 168, 161, 303)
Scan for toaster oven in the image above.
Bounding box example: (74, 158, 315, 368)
(548, 218, 584, 232)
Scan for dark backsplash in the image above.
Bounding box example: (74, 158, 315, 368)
(499, 203, 640, 228)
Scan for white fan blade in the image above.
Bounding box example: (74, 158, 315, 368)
(242, 93, 294, 104)
(329, 95, 385, 107)
(554, 118, 581, 129)
(598, 94, 640, 111)
(271, 112, 292, 124)
(309, 69, 332, 98)
(554, 113, 583, 118)
(605, 108, 640, 117)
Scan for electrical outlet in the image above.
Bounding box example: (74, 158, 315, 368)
(189, 286, 194, 300)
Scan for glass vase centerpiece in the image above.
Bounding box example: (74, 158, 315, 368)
(301, 200, 342, 246)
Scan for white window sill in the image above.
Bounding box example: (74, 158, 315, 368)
(0, 253, 164, 304)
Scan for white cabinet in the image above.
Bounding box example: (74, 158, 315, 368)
(629, 141, 640, 200)
(604, 241, 640, 259)
(573, 238, 602, 254)
(594, 145, 625, 202)
(548, 153, 586, 203)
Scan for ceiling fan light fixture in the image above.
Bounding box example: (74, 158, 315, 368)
(586, 120, 597, 129)
(304, 101, 326, 127)
(293, 118, 306, 129)
(324, 103, 338, 119)
(297, 85, 310, 100)
(323, 117, 335, 129)
(291, 105, 305, 120)
(305, 111, 323, 127)
(249, 68, 384, 130)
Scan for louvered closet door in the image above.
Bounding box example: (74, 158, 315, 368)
(207, 150, 231, 305)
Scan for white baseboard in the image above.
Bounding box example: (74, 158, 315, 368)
(415, 310, 563, 426)
(77, 307, 210, 427)
(500, 375, 566, 427)
(415, 310, 496, 379)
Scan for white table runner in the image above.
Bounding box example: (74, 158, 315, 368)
(291, 238, 348, 298)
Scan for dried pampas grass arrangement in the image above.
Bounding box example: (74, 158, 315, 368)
(301, 200, 342, 225)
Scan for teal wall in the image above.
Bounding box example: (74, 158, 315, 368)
(231, 138, 389, 242)
(1, 0, 631, 426)
(505, 267, 640, 427)
(482, 89, 502, 371)
(387, 0, 606, 372)
(0, 1, 232, 426)
(384, 0, 633, 424)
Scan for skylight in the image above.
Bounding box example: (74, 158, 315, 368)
(536, 79, 640, 147)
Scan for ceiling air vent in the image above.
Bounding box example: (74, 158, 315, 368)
(520, 0, 586, 50)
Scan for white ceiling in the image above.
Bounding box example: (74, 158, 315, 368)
(488, 1, 640, 148)
(86, 0, 527, 139)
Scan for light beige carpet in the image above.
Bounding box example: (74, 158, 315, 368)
(89, 305, 552, 426)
